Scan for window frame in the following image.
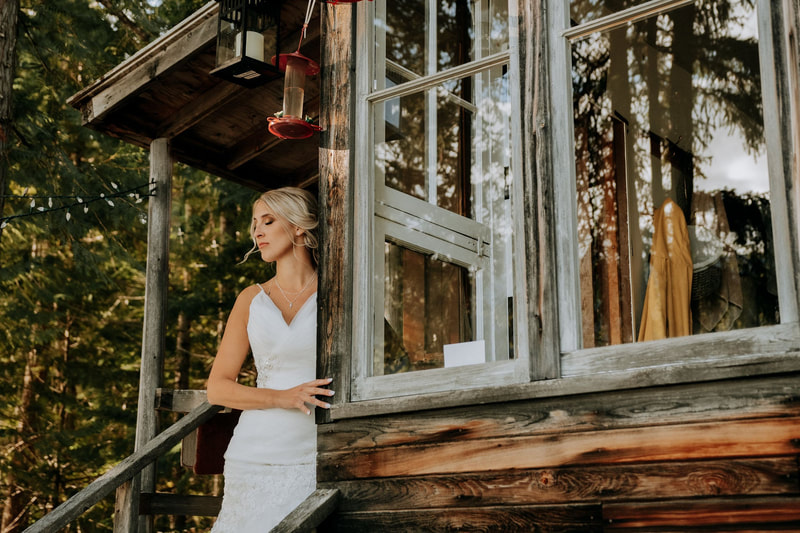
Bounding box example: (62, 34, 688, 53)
(327, 0, 800, 419)
(548, 0, 800, 369)
(350, 0, 533, 401)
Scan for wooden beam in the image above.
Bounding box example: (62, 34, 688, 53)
(325, 350, 800, 421)
(139, 493, 222, 517)
(156, 82, 245, 139)
(155, 388, 212, 412)
(318, 416, 800, 481)
(223, 91, 322, 171)
(316, 2, 355, 422)
(519, 0, 560, 378)
(225, 128, 285, 171)
(22, 403, 220, 533)
(114, 138, 173, 533)
(272, 488, 341, 533)
(322, 458, 799, 511)
(327, 504, 603, 532)
(603, 496, 800, 529)
(67, 4, 219, 125)
(317, 374, 800, 453)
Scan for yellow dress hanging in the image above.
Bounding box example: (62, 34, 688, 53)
(638, 197, 693, 342)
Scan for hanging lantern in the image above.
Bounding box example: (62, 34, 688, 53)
(210, 0, 282, 88)
(267, 52, 321, 139)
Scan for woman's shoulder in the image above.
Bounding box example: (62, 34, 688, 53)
(234, 283, 267, 307)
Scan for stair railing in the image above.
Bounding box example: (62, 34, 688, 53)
(22, 402, 221, 533)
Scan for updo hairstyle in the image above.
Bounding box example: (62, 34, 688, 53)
(243, 186, 319, 265)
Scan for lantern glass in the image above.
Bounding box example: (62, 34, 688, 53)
(212, 0, 281, 86)
(283, 55, 308, 118)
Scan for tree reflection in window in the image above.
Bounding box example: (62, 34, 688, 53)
(572, 0, 778, 348)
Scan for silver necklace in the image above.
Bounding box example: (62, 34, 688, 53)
(274, 272, 317, 309)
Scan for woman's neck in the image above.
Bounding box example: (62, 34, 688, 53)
(273, 257, 316, 292)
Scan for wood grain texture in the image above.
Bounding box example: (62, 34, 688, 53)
(518, 0, 559, 379)
(320, 458, 799, 511)
(318, 416, 800, 481)
(272, 488, 340, 533)
(316, 3, 355, 423)
(603, 496, 800, 529)
(138, 493, 221, 516)
(318, 374, 800, 452)
(320, 504, 603, 533)
(328, 350, 800, 421)
(561, 323, 800, 377)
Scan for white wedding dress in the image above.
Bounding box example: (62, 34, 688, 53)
(211, 286, 317, 532)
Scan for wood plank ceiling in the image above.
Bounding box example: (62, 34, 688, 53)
(68, 1, 322, 191)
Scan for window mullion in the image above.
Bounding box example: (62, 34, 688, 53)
(426, 0, 438, 205)
(562, 0, 695, 41)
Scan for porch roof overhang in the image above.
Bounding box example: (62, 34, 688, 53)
(67, 1, 321, 191)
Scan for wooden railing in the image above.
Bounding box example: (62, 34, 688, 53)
(22, 402, 221, 533)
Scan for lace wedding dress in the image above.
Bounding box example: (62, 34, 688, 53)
(211, 286, 318, 532)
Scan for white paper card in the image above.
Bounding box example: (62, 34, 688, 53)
(444, 340, 486, 368)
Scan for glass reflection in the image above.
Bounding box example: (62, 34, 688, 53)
(570, 0, 649, 25)
(382, 241, 474, 373)
(374, 67, 510, 218)
(572, 1, 778, 348)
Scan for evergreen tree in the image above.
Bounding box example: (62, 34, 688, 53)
(0, 1, 264, 530)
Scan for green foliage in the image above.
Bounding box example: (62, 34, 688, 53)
(1, 1, 265, 530)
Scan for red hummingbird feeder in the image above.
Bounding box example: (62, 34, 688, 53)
(268, 50, 321, 140)
(267, 0, 324, 140)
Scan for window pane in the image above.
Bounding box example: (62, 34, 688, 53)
(383, 0, 427, 78)
(572, 2, 778, 348)
(381, 241, 475, 374)
(570, 0, 650, 25)
(374, 67, 509, 219)
(374, 0, 508, 89)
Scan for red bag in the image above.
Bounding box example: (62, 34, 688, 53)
(190, 410, 241, 475)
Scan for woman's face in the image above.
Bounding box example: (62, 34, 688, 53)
(252, 200, 300, 263)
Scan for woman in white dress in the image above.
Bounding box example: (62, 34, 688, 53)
(206, 187, 334, 532)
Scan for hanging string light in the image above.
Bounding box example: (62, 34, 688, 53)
(0, 182, 153, 229)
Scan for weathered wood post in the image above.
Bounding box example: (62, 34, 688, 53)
(114, 137, 172, 533)
(317, 4, 354, 420)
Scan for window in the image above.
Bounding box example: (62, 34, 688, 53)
(352, 0, 529, 399)
(548, 0, 799, 367)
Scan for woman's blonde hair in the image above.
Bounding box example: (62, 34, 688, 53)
(243, 187, 319, 265)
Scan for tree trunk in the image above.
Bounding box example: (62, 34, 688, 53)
(2, 345, 38, 533)
(0, 0, 20, 245)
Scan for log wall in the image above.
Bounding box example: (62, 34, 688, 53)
(316, 373, 800, 531)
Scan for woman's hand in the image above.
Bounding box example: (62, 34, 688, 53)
(275, 378, 335, 415)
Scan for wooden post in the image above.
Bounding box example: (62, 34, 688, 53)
(316, 4, 354, 422)
(519, 0, 560, 378)
(114, 138, 172, 533)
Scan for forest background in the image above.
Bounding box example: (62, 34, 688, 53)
(0, 1, 266, 531)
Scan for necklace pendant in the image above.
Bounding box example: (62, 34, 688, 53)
(289, 303, 293, 309)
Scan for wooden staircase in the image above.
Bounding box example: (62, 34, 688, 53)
(22, 391, 339, 532)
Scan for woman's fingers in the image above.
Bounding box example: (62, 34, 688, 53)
(295, 377, 335, 414)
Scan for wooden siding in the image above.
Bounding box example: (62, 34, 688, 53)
(317, 373, 800, 531)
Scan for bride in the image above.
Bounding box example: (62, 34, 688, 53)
(206, 187, 333, 532)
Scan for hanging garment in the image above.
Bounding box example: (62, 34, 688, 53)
(638, 198, 693, 341)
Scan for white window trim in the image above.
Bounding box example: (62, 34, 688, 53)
(548, 0, 800, 363)
(351, 0, 531, 402)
